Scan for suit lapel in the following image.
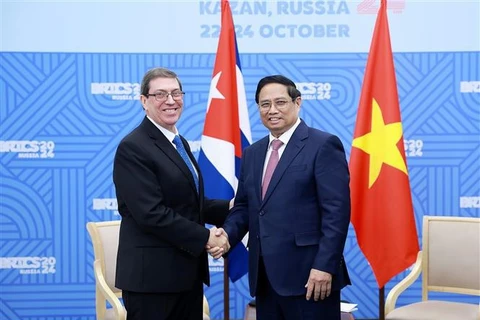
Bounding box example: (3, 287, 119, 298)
(254, 137, 270, 203)
(142, 118, 199, 196)
(261, 121, 308, 205)
(182, 135, 204, 202)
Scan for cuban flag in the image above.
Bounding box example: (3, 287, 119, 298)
(198, 0, 251, 282)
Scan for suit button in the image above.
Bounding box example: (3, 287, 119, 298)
(259, 210, 265, 216)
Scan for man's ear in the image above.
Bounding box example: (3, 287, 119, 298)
(295, 96, 302, 108)
(140, 95, 147, 110)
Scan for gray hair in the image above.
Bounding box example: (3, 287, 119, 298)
(140, 67, 183, 96)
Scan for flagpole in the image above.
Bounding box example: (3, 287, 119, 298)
(379, 1, 388, 319)
(379, 287, 385, 320)
(380, 0, 386, 313)
(223, 257, 230, 320)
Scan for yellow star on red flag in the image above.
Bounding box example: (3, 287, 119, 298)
(352, 98, 408, 188)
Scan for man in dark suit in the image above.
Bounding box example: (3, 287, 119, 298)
(214, 75, 351, 319)
(113, 67, 230, 320)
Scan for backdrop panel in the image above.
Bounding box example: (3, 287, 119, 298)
(1, 51, 478, 319)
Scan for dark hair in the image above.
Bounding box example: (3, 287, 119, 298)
(255, 75, 301, 104)
(140, 67, 182, 96)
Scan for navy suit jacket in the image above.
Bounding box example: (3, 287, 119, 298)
(224, 120, 351, 297)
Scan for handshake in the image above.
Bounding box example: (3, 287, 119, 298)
(205, 227, 230, 259)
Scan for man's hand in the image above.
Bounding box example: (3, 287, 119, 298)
(214, 227, 228, 239)
(305, 269, 332, 301)
(206, 227, 230, 259)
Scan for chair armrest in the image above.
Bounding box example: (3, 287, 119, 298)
(93, 260, 126, 320)
(203, 295, 210, 316)
(385, 251, 423, 315)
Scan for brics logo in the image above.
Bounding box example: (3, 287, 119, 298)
(0, 140, 55, 159)
(357, 0, 405, 14)
(92, 198, 119, 216)
(91, 83, 141, 100)
(460, 81, 480, 93)
(460, 197, 480, 208)
(0, 257, 56, 274)
(208, 254, 224, 273)
(295, 82, 332, 101)
(404, 139, 423, 157)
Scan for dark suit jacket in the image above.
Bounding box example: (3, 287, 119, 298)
(224, 120, 351, 297)
(113, 117, 229, 293)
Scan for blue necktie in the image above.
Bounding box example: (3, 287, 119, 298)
(172, 135, 199, 193)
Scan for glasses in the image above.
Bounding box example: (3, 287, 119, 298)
(146, 90, 185, 102)
(258, 99, 294, 111)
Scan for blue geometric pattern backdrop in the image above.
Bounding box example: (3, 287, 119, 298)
(1, 1, 479, 319)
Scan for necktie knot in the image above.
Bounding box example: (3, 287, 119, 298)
(172, 135, 183, 148)
(271, 139, 283, 151)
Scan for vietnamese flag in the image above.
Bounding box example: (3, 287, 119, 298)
(350, 0, 419, 288)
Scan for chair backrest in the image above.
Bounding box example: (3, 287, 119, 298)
(87, 220, 121, 294)
(422, 216, 480, 299)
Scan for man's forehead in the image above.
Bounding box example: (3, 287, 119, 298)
(259, 90, 289, 100)
(150, 77, 180, 89)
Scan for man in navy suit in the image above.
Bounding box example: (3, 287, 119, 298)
(214, 75, 351, 319)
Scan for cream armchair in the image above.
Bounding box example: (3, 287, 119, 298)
(87, 221, 125, 320)
(87, 220, 212, 320)
(203, 295, 210, 320)
(385, 216, 480, 320)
